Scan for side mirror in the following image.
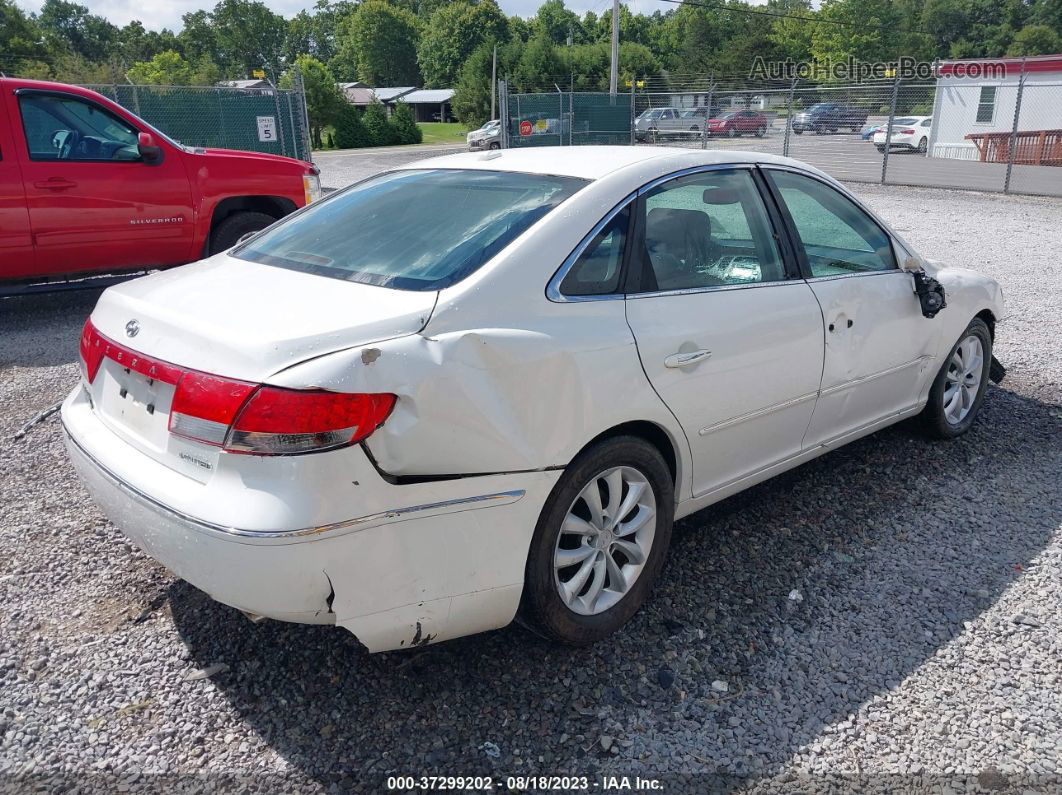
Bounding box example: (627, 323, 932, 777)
(138, 132, 163, 165)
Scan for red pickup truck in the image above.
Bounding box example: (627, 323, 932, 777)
(0, 77, 319, 289)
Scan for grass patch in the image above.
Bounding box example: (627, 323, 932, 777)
(418, 122, 467, 145)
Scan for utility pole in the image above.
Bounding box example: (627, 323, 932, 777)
(609, 0, 620, 96)
(490, 44, 498, 121)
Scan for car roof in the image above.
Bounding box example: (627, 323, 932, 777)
(403, 145, 823, 181)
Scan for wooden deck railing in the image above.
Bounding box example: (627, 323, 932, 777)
(965, 129, 1062, 166)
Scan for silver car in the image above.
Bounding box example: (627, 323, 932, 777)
(467, 119, 501, 150)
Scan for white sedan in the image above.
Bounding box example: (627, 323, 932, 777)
(874, 116, 933, 154)
(63, 147, 1005, 652)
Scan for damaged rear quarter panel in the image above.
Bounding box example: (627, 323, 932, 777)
(267, 173, 691, 488)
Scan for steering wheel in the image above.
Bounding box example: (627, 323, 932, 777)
(56, 129, 81, 160)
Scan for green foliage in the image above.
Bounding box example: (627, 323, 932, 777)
(333, 102, 372, 148)
(126, 50, 220, 85)
(363, 101, 398, 146)
(279, 55, 345, 147)
(333, 1, 420, 85)
(210, 0, 288, 79)
(418, 0, 509, 88)
(1006, 24, 1062, 55)
(390, 101, 423, 144)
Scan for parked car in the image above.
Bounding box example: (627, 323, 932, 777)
(706, 110, 769, 137)
(874, 116, 933, 154)
(791, 103, 869, 134)
(64, 147, 1004, 652)
(467, 119, 501, 150)
(635, 107, 720, 140)
(0, 77, 320, 290)
(860, 122, 885, 140)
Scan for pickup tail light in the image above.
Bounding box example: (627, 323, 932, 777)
(80, 319, 395, 456)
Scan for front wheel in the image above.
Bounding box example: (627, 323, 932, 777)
(793, 127, 803, 135)
(920, 318, 993, 439)
(209, 210, 277, 254)
(521, 436, 674, 645)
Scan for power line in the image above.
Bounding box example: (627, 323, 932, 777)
(652, 0, 934, 36)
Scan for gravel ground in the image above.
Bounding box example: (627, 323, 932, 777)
(1, 181, 1060, 793)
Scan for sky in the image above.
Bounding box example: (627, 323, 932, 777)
(17, 0, 670, 32)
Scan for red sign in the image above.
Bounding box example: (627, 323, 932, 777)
(519, 120, 533, 137)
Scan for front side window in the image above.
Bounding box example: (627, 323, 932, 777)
(633, 169, 784, 293)
(767, 170, 896, 277)
(19, 94, 140, 161)
(235, 169, 587, 291)
(559, 206, 629, 296)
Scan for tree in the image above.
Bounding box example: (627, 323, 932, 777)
(37, 0, 119, 62)
(390, 101, 423, 144)
(333, 1, 420, 85)
(1, 0, 43, 63)
(418, 0, 509, 87)
(280, 55, 345, 147)
(210, 0, 288, 79)
(533, 0, 582, 45)
(333, 102, 372, 148)
(363, 101, 398, 145)
(127, 50, 194, 84)
(1007, 23, 1062, 54)
(453, 39, 520, 127)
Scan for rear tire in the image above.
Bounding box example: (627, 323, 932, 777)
(918, 137, 928, 154)
(919, 318, 993, 439)
(209, 211, 277, 255)
(793, 127, 803, 135)
(489, 141, 500, 150)
(521, 436, 674, 645)
(755, 126, 766, 137)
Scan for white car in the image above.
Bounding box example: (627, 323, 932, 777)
(63, 147, 1005, 652)
(874, 116, 933, 154)
(466, 119, 500, 150)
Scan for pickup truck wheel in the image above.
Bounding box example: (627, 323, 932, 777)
(520, 436, 674, 645)
(209, 211, 277, 255)
(488, 141, 501, 150)
(793, 127, 803, 135)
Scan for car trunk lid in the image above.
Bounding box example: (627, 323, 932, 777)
(83, 255, 435, 480)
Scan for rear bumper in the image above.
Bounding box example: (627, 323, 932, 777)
(62, 386, 561, 651)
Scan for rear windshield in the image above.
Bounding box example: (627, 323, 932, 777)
(234, 169, 588, 291)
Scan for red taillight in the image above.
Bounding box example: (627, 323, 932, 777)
(79, 319, 105, 384)
(225, 388, 396, 455)
(899, 128, 915, 135)
(169, 372, 257, 446)
(78, 319, 395, 456)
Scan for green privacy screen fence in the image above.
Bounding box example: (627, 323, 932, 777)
(84, 83, 312, 162)
(502, 88, 634, 147)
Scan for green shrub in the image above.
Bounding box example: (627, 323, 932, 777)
(333, 103, 372, 149)
(390, 101, 423, 145)
(363, 102, 399, 146)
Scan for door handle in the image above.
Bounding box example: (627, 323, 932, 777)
(34, 178, 78, 190)
(664, 349, 712, 368)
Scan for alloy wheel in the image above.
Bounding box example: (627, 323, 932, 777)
(553, 466, 657, 616)
(943, 335, 984, 425)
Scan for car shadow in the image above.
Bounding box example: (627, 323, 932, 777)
(0, 289, 103, 370)
(167, 384, 1060, 787)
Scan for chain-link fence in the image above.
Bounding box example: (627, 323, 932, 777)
(503, 72, 1062, 198)
(501, 85, 633, 148)
(84, 81, 312, 162)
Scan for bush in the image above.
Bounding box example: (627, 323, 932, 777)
(390, 102, 423, 145)
(333, 103, 372, 149)
(363, 102, 399, 146)
(909, 103, 932, 115)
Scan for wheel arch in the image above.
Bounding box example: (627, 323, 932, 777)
(975, 308, 996, 340)
(208, 195, 296, 235)
(573, 420, 681, 489)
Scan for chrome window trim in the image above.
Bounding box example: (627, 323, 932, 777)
(546, 191, 636, 303)
(625, 277, 805, 300)
(64, 423, 525, 544)
(802, 269, 912, 284)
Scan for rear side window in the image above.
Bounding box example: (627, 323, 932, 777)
(235, 169, 588, 291)
(559, 206, 629, 296)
